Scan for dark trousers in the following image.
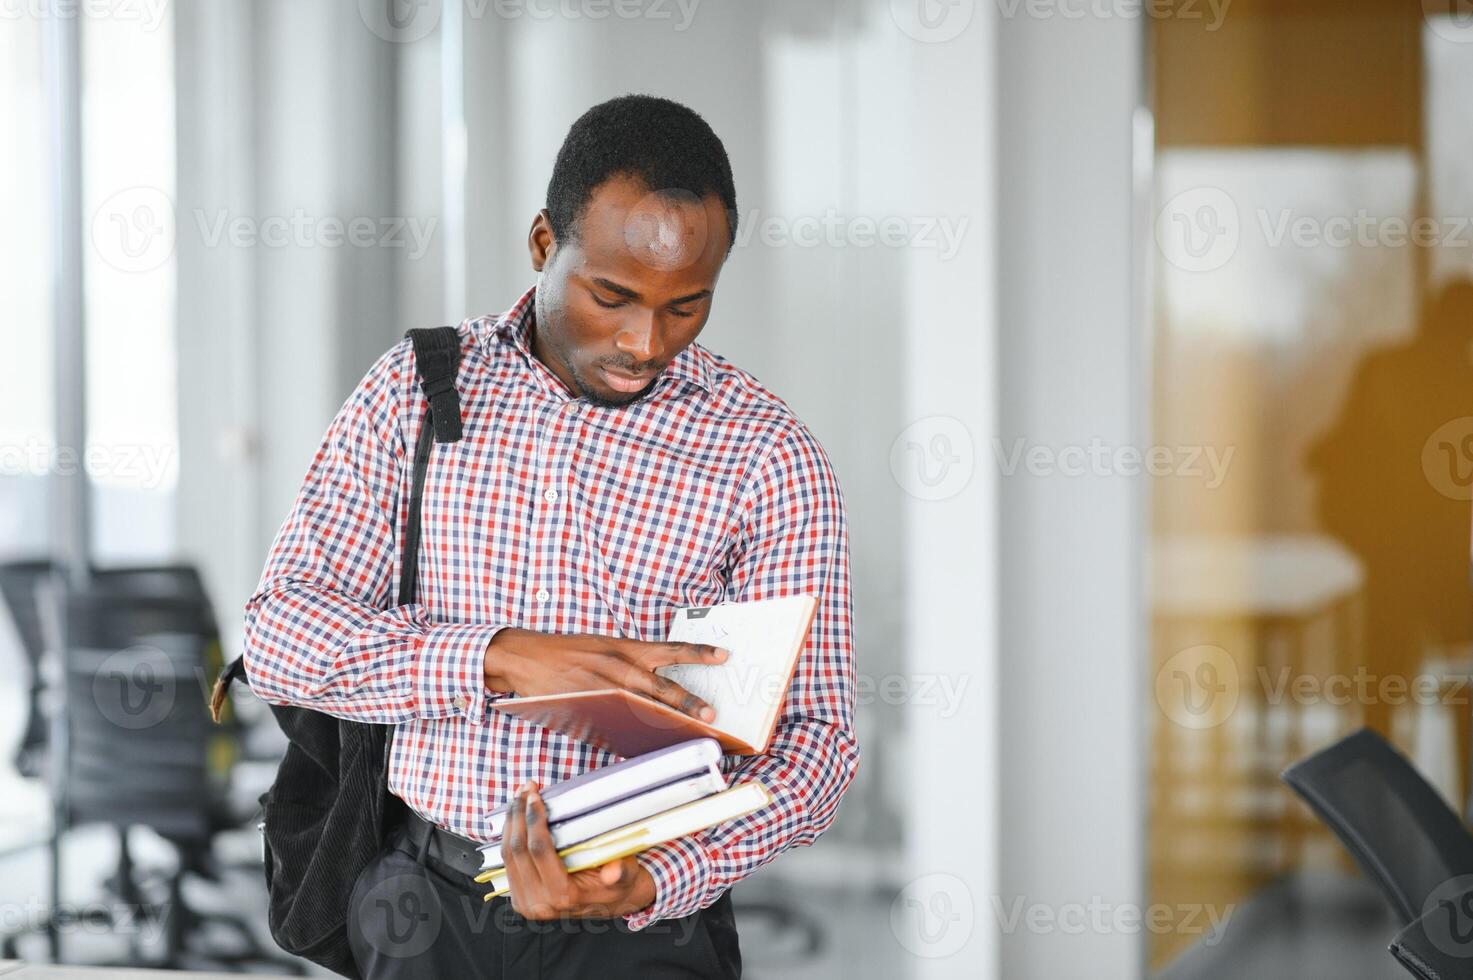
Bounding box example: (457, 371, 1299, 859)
(346, 819, 741, 978)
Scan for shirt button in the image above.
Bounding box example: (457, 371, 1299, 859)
(543, 488, 559, 503)
(535, 588, 551, 604)
(453, 696, 470, 711)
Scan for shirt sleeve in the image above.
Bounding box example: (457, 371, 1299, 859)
(241, 339, 514, 726)
(624, 421, 861, 931)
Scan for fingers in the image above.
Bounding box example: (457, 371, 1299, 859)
(621, 639, 730, 670)
(501, 782, 551, 914)
(520, 785, 575, 906)
(503, 782, 629, 919)
(613, 641, 727, 720)
(643, 670, 718, 721)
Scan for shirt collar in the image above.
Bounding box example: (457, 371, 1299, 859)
(487, 283, 714, 397)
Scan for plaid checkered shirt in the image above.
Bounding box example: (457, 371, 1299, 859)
(242, 284, 859, 931)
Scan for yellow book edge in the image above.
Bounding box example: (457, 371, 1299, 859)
(476, 781, 771, 899)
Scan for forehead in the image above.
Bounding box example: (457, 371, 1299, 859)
(569, 176, 730, 290)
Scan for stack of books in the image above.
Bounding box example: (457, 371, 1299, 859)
(474, 737, 768, 897)
(476, 594, 819, 898)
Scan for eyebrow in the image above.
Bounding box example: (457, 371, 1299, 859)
(590, 277, 711, 306)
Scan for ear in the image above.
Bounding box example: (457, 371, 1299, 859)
(529, 209, 557, 272)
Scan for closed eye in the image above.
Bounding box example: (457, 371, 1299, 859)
(592, 293, 625, 309)
(668, 306, 696, 318)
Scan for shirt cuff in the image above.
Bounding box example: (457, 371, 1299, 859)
(414, 622, 509, 724)
(624, 836, 716, 932)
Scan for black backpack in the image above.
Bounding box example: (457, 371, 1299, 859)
(210, 327, 464, 978)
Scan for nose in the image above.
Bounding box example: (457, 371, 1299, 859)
(614, 312, 659, 362)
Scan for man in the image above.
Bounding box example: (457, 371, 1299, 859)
(242, 94, 858, 978)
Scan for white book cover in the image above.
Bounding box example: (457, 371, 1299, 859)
(478, 768, 727, 871)
(483, 737, 721, 840)
(477, 782, 773, 896)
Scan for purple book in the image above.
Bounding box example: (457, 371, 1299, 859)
(483, 737, 722, 841)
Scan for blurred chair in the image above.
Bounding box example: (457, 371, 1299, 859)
(0, 559, 60, 778)
(0, 561, 232, 781)
(1282, 728, 1473, 923)
(1282, 729, 1473, 977)
(1389, 885, 1473, 980)
(0, 568, 301, 972)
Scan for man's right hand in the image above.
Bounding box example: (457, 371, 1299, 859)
(483, 629, 729, 721)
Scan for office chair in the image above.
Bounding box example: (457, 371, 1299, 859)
(1282, 728, 1473, 977)
(0, 559, 59, 778)
(1281, 728, 1473, 925)
(0, 561, 221, 781)
(1389, 883, 1473, 980)
(0, 571, 302, 972)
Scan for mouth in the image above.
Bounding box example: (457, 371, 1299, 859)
(599, 366, 658, 394)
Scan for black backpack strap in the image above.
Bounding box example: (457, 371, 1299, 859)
(398, 326, 464, 607)
(210, 326, 464, 722)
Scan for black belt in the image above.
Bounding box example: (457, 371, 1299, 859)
(398, 807, 490, 883)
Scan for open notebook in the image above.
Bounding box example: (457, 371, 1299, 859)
(491, 595, 817, 757)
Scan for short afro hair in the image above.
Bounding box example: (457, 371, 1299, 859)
(545, 94, 739, 255)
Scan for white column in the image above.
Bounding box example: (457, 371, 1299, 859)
(175, 0, 259, 644)
(997, 10, 1146, 980)
(896, 3, 1000, 978)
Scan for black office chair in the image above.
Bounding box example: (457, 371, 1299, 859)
(0, 559, 59, 778)
(0, 572, 302, 972)
(0, 561, 223, 781)
(1281, 728, 1473, 924)
(1390, 884, 1473, 980)
(1282, 728, 1473, 976)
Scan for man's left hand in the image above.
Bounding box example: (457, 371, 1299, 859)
(499, 781, 657, 920)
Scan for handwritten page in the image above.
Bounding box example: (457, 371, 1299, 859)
(656, 595, 814, 748)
